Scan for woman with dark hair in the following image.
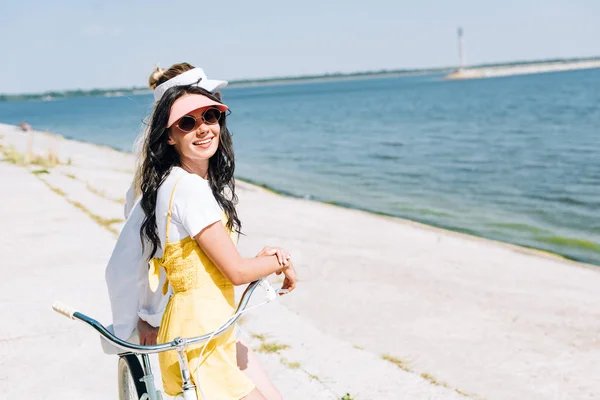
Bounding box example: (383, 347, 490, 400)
(137, 64, 296, 399)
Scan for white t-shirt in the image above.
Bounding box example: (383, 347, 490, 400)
(154, 167, 223, 255)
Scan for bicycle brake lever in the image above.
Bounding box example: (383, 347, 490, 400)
(258, 279, 277, 301)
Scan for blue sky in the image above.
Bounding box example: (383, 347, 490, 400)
(1, 0, 598, 93)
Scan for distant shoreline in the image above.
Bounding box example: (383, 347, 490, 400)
(2, 55, 599, 102)
(0, 69, 449, 103)
(445, 58, 600, 80)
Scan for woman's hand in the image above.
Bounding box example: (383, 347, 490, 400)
(256, 246, 296, 293)
(279, 261, 297, 294)
(256, 246, 291, 267)
(137, 318, 159, 345)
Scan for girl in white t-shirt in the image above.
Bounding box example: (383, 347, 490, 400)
(128, 64, 295, 400)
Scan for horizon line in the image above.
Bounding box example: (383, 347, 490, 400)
(2, 54, 600, 98)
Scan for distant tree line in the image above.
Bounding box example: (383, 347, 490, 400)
(0, 87, 151, 102)
(1, 56, 598, 102)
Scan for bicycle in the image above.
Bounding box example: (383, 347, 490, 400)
(53, 279, 284, 400)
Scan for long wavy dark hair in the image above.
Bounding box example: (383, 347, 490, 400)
(140, 85, 241, 258)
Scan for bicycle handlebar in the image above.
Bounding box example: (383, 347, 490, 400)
(52, 279, 269, 355)
(52, 302, 77, 319)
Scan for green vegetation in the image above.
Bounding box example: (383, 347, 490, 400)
(1, 145, 25, 164)
(61, 199, 123, 236)
(0, 144, 61, 167)
(85, 182, 124, 204)
(48, 185, 66, 197)
(0, 86, 150, 102)
(339, 394, 356, 400)
(537, 236, 600, 253)
(36, 177, 123, 236)
(419, 373, 470, 397)
(279, 357, 301, 370)
(257, 341, 290, 354)
(420, 372, 441, 385)
(381, 354, 411, 372)
(381, 353, 470, 397)
(307, 372, 322, 382)
(251, 333, 301, 371)
(250, 333, 268, 341)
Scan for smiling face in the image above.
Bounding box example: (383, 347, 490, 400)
(167, 106, 221, 169)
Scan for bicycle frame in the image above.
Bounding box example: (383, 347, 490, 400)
(54, 279, 277, 400)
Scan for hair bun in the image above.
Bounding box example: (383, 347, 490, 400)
(148, 66, 167, 89)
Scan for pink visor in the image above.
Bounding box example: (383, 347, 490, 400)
(167, 94, 229, 128)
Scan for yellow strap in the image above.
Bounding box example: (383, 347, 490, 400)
(147, 173, 187, 294)
(165, 175, 187, 244)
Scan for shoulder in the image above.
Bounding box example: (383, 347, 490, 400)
(157, 167, 194, 199)
(170, 172, 223, 236)
(175, 173, 214, 202)
(169, 170, 221, 218)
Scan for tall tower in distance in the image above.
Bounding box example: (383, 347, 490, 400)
(457, 27, 465, 71)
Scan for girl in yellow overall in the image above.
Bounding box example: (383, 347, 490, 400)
(138, 64, 297, 399)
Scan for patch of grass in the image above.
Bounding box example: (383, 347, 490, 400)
(75, 202, 122, 231)
(307, 373, 322, 382)
(37, 178, 123, 236)
(49, 186, 66, 197)
(86, 182, 126, 204)
(420, 372, 440, 385)
(86, 183, 106, 197)
(1, 145, 60, 167)
(420, 372, 470, 397)
(31, 169, 50, 175)
(380, 353, 470, 397)
(68, 200, 122, 235)
(279, 357, 301, 370)
(256, 341, 290, 354)
(340, 394, 356, 400)
(251, 333, 268, 341)
(31, 149, 60, 167)
(381, 354, 410, 372)
(1, 145, 25, 165)
(64, 173, 76, 180)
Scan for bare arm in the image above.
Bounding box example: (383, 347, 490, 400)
(194, 221, 291, 286)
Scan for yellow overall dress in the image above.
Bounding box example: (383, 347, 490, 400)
(150, 177, 255, 399)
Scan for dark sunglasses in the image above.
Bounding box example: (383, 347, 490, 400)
(177, 108, 222, 132)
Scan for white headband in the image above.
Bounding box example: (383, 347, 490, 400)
(153, 67, 228, 102)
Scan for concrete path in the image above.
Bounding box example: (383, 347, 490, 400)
(2, 123, 599, 399)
